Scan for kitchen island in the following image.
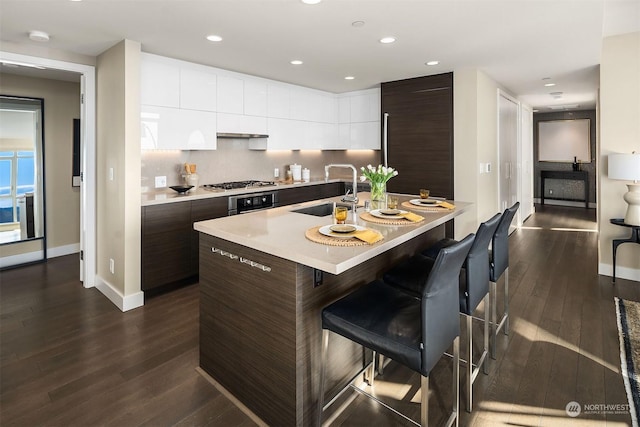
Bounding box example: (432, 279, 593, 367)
(194, 194, 471, 426)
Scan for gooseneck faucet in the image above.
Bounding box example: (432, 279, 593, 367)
(325, 164, 359, 204)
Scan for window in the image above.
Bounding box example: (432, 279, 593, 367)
(0, 150, 35, 224)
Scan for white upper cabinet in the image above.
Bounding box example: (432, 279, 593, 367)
(140, 53, 381, 151)
(180, 67, 217, 111)
(350, 90, 380, 122)
(244, 80, 267, 117)
(141, 105, 217, 150)
(217, 75, 244, 114)
(267, 84, 290, 119)
(338, 96, 350, 124)
(140, 55, 180, 108)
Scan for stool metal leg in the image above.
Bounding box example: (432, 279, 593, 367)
(490, 280, 497, 359)
(503, 267, 509, 335)
(465, 314, 472, 413)
(317, 329, 329, 427)
(421, 375, 429, 426)
(483, 294, 490, 375)
(451, 336, 460, 427)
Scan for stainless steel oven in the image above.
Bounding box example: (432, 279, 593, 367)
(228, 192, 278, 215)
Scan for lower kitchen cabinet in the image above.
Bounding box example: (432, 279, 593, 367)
(277, 182, 344, 206)
(190, 197, 229, 274)
(141, 197, 228, 293)
(141, 183, 343, 294)
(142, 202, 193, 292)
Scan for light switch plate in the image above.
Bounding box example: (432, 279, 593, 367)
(155, 176, 167, 188)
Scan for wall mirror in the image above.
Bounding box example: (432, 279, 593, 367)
(0, 95, 47, 258)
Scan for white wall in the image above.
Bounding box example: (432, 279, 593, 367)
(95, 40, 143, 310)
(598, 31, 640, 282)
(453, 68, 504, 239)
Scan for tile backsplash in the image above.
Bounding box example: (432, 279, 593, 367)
(141, 139, 379, 192)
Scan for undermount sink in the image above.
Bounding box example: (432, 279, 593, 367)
(290, 202, 352, 217)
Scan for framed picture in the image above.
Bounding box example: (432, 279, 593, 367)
(538, 119, 591, 163)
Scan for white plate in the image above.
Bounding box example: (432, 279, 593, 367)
(369, 209, 408, 219)
(410, 198, 441, 206)
(319, 224, 367, 239)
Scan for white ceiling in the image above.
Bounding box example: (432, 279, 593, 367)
(1, 0, 639, 111)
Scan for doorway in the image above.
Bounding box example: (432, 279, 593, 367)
(0, 51, 96, 287)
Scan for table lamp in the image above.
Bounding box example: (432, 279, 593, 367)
(608, 152, 640, 226)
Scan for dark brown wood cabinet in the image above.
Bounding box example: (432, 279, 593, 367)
(277, 182, 344, 206)
(382, 73, 454, 199)
(142, 197, 228, 292)
(141, 183, 344, 293)
(190, 197, 229, 274)
(142, 202, 193, 291)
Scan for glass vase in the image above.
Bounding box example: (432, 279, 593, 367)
(370, 181, 387, 210)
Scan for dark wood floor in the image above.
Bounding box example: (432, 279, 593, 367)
(1, 205, 638, 426)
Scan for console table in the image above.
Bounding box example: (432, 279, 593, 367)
(610, 219, 640, 283)
(540, 170, 589, 208)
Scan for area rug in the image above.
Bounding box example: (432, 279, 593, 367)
(615, 297, 640, 426)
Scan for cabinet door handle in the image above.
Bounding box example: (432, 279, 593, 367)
(383, 112, 389, 167)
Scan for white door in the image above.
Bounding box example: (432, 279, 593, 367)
(498, 90, 519, 231)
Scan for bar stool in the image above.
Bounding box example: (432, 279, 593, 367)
(489, 202, 519, 359)
(383, 213, 501, 412)
(318, 234, 474, 427)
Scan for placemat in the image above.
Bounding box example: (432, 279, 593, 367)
(359, 211, 424, 225)
(305, 226, 383, 246)
(401, 200, 455, 212)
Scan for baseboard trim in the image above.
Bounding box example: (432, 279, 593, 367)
(95, 275, 144, 312)
(599, 263, 640, 283)
(48, 243, 80, 258)
(0, 243, 80, 269)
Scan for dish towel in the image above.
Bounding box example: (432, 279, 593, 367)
(353, 229, 384, 244)
(400, 212, 425, 222)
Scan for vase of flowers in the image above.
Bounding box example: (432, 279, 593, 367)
(360, 164, 399, 210)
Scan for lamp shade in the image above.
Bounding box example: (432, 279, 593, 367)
(609, 153, 640, 181)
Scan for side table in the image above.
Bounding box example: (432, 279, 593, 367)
(610, 218, 640, 283)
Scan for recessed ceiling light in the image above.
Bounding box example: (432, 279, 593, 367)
(344, 76, 355, 80)
(301, 0, 321, 4)
(544, 83, 556, 87)
(425, 60, 439, 66)
(352, 21, 365, 27)
(206, 35, 223, 42)
(290, 60, 303, 65)
(29, 30, 49, 42)
(379, 37, 396, 44)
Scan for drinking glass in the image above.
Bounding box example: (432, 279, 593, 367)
(334, 206, 348, 224)
(387, 195, 399, 210)
(419, 189, 430, 199)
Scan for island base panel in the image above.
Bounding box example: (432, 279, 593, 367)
(199, 226, 444, 426)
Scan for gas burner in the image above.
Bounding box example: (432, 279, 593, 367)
(203, 180, 277, 191)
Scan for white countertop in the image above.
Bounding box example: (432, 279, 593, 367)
(194, 193, 472, 274)
(141, 179, 344, 206)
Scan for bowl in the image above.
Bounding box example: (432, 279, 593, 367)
(169, 185, 194, 194)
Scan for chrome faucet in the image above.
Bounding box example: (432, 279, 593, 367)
(325, 164, 359, 204)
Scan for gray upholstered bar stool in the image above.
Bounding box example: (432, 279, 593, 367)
(383, 213, 501, 412)
(318, 234, 474, 427)
(488, 202, 519, 359)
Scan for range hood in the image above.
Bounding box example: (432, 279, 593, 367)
(216, 132, 269, 139)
